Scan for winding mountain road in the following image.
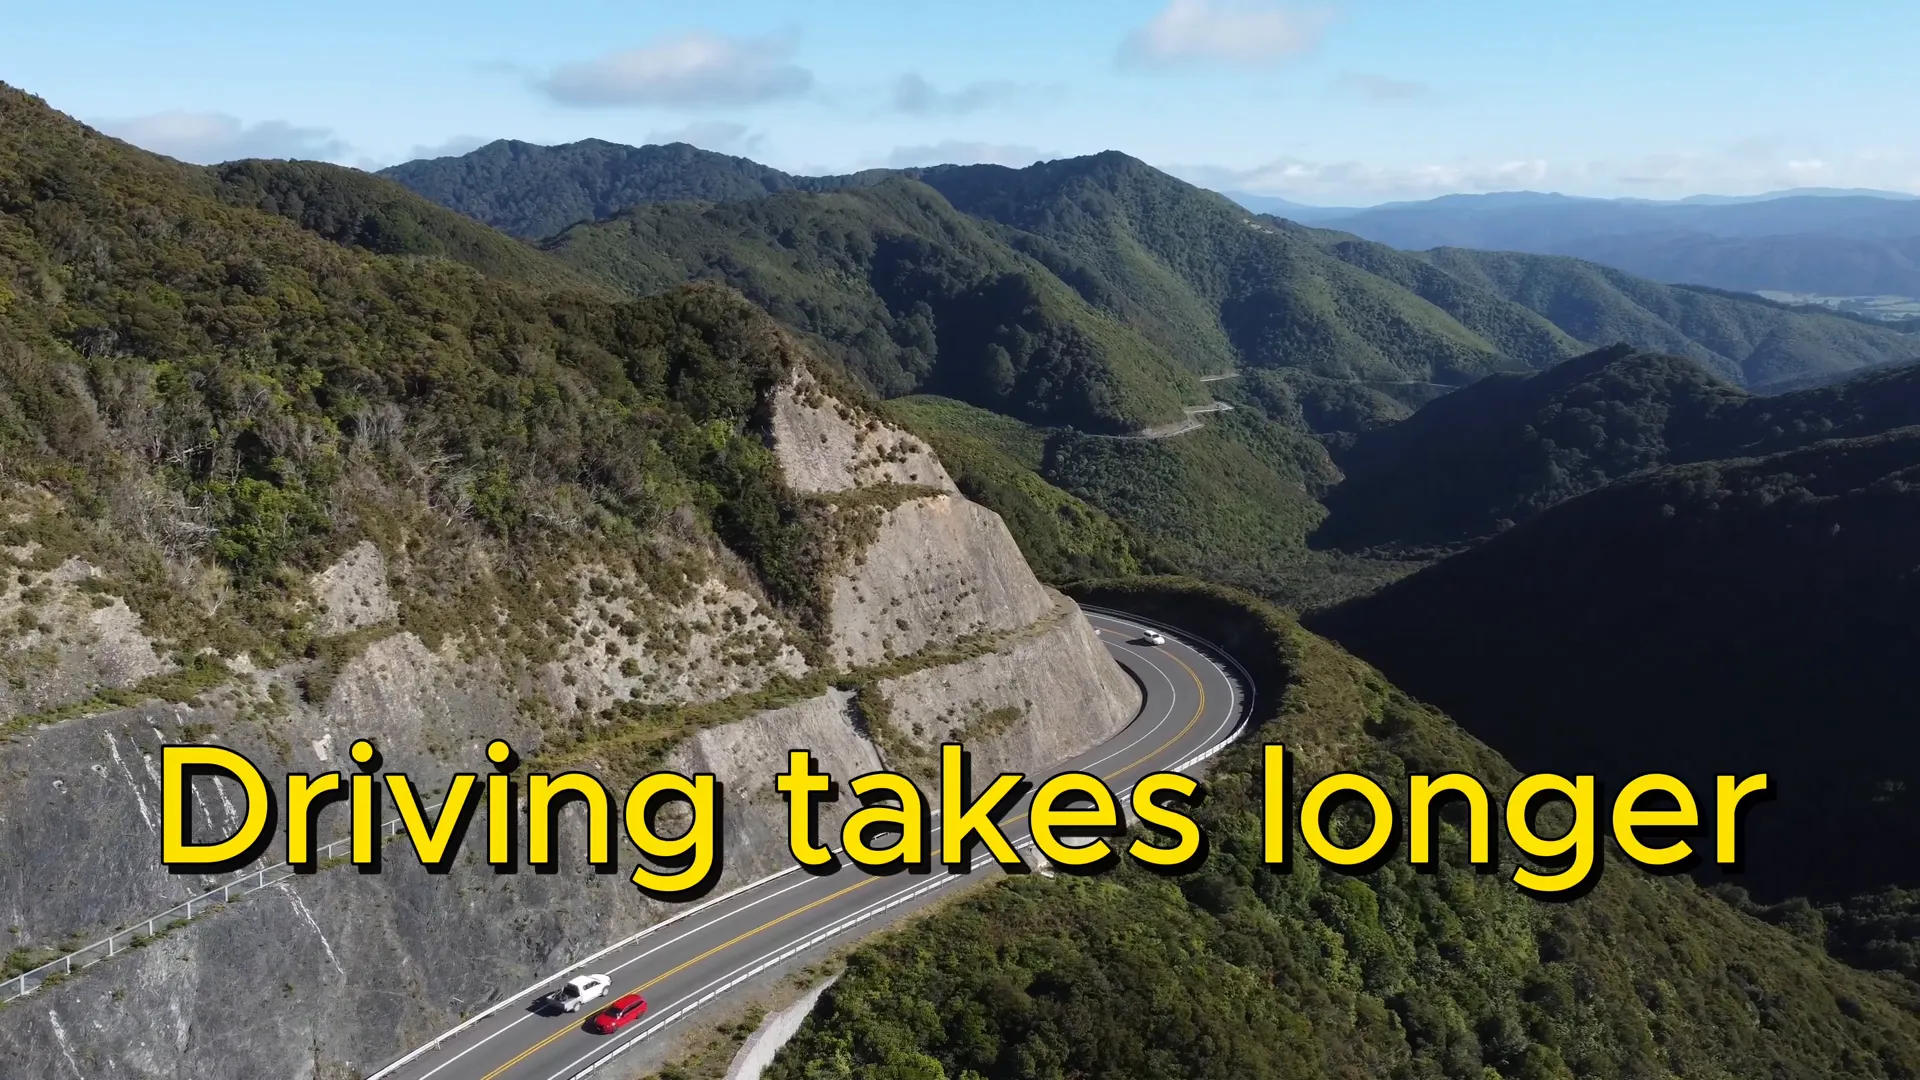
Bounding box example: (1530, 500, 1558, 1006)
(370, 608, 1249, 1080)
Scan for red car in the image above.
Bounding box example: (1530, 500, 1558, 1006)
(589, 994, 648, 1034)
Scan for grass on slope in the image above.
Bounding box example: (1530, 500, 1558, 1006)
(1038, 412, 1415, 608)
(767, 580, 1920, 1080)
(888, 390, 1422, 609)
(542, 178, 1205, 434)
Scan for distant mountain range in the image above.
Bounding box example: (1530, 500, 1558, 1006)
(1218, 188, 1920, 300)
(389, 142, 1920, 301)
(363, 135, 1920, 611)
(1225, 186, 1920, 219)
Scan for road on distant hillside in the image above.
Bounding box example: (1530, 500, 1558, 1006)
(370, 609, 1248, 1080)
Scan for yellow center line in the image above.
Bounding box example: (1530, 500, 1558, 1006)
(1100, 646, 1208, 782)
(482, 635, 1210, 1078)
(479, 878, 878, 1079)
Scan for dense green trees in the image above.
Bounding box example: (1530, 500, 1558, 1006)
(1311, 429, 1920, 902)
(768, 582, 1920, 1080)
(541, 179, 1204, 433)
(377, 137, 885, 240)
(0, 83, 846, 667)
(1317, 344, 1920, 549)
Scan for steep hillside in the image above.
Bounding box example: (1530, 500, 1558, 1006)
(917, 153, 1570, 389)
(877, 395, 1146, 582)
(380, 137, 883, 240)
(541, 176, 1207, 433)
(1554, 230, 1920, 300)
(500, 150, 1917, 602)
(208, 158, 612, 293)
(887, 393, 1420, 609)
(768, 581, 1920, 1080)
(380, 140, 1920, 394)
(1310, 430, 1920, 902)
(1415, 247, 1919, 387)
(0, 83, 1143, 1078)
(1318, 346, 1920, 549)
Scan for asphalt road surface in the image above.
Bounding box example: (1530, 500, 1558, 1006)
(372, 608, 1245, 1080)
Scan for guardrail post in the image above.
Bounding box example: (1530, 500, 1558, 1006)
(184, 897, 193, 919)
(63, 956, 71, 975)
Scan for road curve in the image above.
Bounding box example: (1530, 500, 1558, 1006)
(371, 609, 1246, 1080)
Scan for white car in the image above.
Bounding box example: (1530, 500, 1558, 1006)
(1140, 630, 1167, 646)
(549, 973, 611, 1013)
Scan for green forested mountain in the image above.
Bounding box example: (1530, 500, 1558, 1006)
(1415, 246, 1920, 387)
(1310, 429, 1920, 902)
(540, 178, 1208, 433)
(208, 157, 613, 294)
(378, 137, 884, 240)
(915, 153, 1565, 389)
(767, 582, 1920, 1080)
(383, 137, 1920, 393)
(1316, 344, 1920, 549)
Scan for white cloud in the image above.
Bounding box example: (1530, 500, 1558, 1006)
(406, 135, 490, 161)
(1608, 146, 1920, 196)
(885, 141, 1048, 169)
(1178, 156, 1552, 203)
(890, 74, 1026, 115)
(540, 30, 813, 108)
(97, 110, 350, 164)
(1334, 72, 1430, 103)
(646, 120, 767, 157)
(1179, 142, 1920, 204)
(1120, 0, 1331, 70)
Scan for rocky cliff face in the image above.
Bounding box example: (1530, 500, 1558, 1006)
(0, 372, 1139, 1080)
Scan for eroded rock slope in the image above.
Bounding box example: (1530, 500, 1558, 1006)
(0, 376, 1137, 1080)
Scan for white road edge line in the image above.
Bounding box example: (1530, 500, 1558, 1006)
(560, 624, 1248, 1078)
(374, 608, 1243, 1079)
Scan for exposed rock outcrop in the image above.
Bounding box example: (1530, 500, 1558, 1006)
(768, 370, 954, 495)
(0, 554, 168, 724)
(881, 594, 1141, 782)
(826, 495, 1054, 667)
(538, 568, 809, 717)
(0, 372, 1140, 1080)
(307, 541, 397, 636)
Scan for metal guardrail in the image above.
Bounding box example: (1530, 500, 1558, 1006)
(8, 601, 1255, 1055)
(2, 802, 442, 1003)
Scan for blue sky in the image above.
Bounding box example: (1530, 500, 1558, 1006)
(4, 0, 1914, 205)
